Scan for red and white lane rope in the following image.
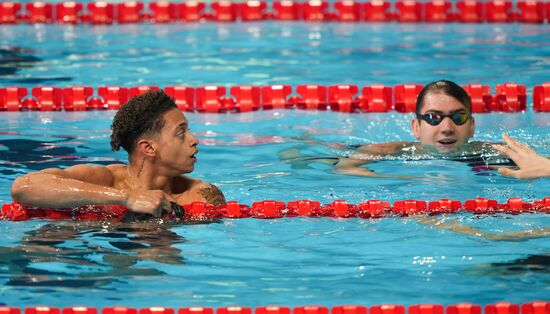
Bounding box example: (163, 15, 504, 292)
(1, 83, 549, 113)
(0, 301, 549, 314)
(1, 0, 549, 24)
(1, 197, 549, 221)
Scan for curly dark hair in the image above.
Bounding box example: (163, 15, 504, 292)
(110, 90, 177, 153)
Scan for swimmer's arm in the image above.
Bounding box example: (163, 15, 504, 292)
(416, 216, 550, 241)
(10, 164, 125, 208)
(179, 182, 226, 206)
(296, 132, 411, 155)
(333, 157, 437, 180)
(292, 132, 348, 150)
(333, 158, 380, 177)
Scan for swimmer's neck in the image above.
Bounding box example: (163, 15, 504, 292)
(126, 163, 174, 193)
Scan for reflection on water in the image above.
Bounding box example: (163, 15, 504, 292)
(466, 254, 550, 276)
(0, 46, 41, 76)
(0, 46, 72, 84)
(0, 220, 214, 289)
(491, 254, 550, 274)
(0, 137, 117, 172)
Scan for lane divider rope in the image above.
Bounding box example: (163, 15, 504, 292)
(1, 83, 549, 113)
(0, 0, 549, 24)
(1, 197, 549, 221)
(0, 302, 549, 314)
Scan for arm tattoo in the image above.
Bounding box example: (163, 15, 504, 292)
(198, 184, 226, 206)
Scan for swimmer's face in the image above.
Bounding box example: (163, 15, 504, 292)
(153, 108, 199, 174)
(411, 92, 475, 152)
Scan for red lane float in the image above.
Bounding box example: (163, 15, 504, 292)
(241, 1, 268, 21)
(0, 2, 22, 24)
(447, 304, 482, 314)
(149, 1, 177, 23)
(211, 1, 238, 22)
(63, 86, 94, 111)
(334, 0, 362, 22)
(486, 0, 513, 23)
(533, 82, 550, 112)
(456, 0, 484, 23)
(56, 2, 84, 24)
(262, 85, 293, 110)
(328, 84, 360, 113)
(256, 307, 291, 314)
(86, 2, 114, 24)
(0, 83, 545, 113)
(179, 1, 206, 22)
(272, 0, 301, 20)
(394, 83, 423, 113)
(1, 0, 550, 24)
(0, 303, 548, 314)
(116, 1, 145, 24)
(25, 2, 53, 23)
(332, 306, 367, 314)
(165, 86, 195, 111)
(425, 0, 452, 23)
(179, 308, 213, 314)
(97, 86, 129, 110)
(363, 0, 392, 22)
(495, 83, 527, 112)
(517, 0, 545, 23)
(1, 197, 549, 221)
(360, 84, 392, 112)
(395, 0, 423, 23)
(462, 84, 492, 113)
(64, 308, 98, 314)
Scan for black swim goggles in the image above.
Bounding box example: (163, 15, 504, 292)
(416, 111, 471, 126)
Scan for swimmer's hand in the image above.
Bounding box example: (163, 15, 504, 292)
(124, 189, 176, 217)
(492, 134, 550, 179)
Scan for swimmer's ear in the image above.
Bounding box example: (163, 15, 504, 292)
(136, 139, 157, 157)
(469, 117, 475, 138)
(411, 118, 421, 140)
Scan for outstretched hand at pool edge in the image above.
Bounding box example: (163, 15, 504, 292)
(492, 134, 550, 179)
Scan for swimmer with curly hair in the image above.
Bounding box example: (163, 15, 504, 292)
(11, 90, 225, 218)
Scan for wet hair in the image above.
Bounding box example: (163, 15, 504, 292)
(415, 80, 472, 115)
(110, 90, 177, 153)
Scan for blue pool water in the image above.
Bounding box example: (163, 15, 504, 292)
(0, 22, 549, 307)
(1, 23, 549, 87)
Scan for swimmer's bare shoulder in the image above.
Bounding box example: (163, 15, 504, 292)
(173, 176, 226, 206)
(38, 163, 124, 186)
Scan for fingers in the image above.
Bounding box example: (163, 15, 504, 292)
(494, 134, 537, 163)
(164, 192, 177, 203)
(497, 167, 520, 179)
(152, 206, 163, 218)
(502, 133, 531, 153)
(492, 144, 520, 161)
(159, 192, 179, 215)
